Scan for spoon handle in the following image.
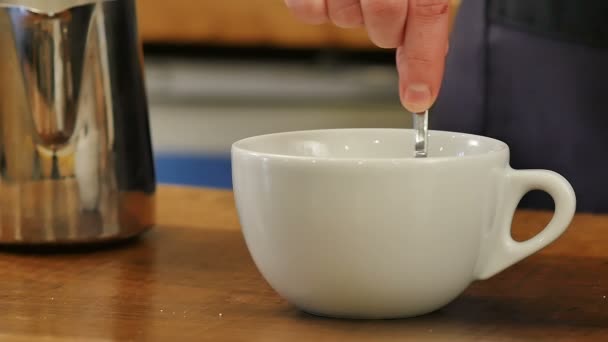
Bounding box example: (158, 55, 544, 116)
(413, 110, 428, 158)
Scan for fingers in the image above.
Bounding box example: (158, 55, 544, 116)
(284, 0, 363, 28)
(327, 0, 364, 28)
(398, 0, 450, 113)
(284, 0, 450, 114)
(360, 0, 408, 48)
(284, 0, 329, 25)
(286, 0, 407, 44)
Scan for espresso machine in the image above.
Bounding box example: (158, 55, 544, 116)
(0, 0, 156, 244)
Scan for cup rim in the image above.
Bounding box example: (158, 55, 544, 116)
(231, 128, 509, 162)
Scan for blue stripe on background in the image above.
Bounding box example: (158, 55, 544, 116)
(154, 153, 233, 189)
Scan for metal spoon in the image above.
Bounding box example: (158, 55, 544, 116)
(413, 110, 428, 158)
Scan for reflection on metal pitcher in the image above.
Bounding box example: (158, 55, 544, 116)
(0, 0, 156, 244)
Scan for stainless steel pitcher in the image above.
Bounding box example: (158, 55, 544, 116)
(0, 0, 156, 244)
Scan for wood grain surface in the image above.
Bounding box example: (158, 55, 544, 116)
(0, 185, 606, 341)
(136, 0, 462, 48)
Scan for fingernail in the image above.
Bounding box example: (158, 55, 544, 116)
(404, 83, 431, 113)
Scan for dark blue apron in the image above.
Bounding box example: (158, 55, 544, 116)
(432, 0, 608, 212)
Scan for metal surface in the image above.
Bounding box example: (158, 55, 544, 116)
(0, 0, 156, 244)
(413, 110, 428, 158)
(0, 0, 103, 14)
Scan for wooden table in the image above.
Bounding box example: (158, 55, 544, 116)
(0, 186, 606, 341)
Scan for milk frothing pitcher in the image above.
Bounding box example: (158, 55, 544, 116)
(0, 0, 156, 244)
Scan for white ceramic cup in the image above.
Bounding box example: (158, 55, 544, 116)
(231, 128, 576, 319)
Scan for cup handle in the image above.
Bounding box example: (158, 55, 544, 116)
(475, 169, 576, 280)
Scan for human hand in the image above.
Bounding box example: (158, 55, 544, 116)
(283, 0, 450, 113)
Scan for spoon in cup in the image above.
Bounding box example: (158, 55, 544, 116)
(413, 110, 428, 158)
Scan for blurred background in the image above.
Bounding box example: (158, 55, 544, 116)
(139, 0, 461, 189)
